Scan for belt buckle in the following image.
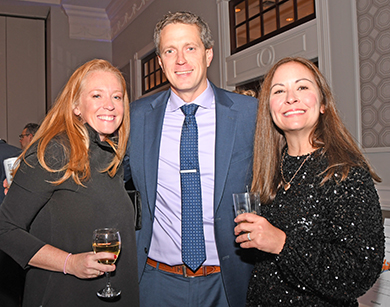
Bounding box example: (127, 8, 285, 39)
(182, 265, 195, 278)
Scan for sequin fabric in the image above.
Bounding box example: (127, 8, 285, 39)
(246, 152, 385, 307)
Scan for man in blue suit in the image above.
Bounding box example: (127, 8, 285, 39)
(125, 11, 258, 307)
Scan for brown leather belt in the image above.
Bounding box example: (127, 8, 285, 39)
(147, 258, 220, 278)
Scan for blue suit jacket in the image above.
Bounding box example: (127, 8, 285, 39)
(125, 83, 258, 307)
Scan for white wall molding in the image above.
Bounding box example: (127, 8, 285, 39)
(133, 41, 154, 99)
(315, 0, 332, 85)
(377, 186, 390, 211)
(225, 20, 317, 86)
(107, 0, 154, 41)
(62, 0, 154, 42)
(216, 0, 233, 91)
(62, 4, 111, 41)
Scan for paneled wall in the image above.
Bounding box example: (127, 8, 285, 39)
(0, 16, 46, 147)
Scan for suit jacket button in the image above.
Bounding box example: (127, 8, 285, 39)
(144, 247, 148, 254)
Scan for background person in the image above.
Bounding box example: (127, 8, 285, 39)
(235, 56, 384, 306)
(0, 59, 139, 307)
(0, 138, 23, 307)
(0, 139, 21, 203)
(19, 123, 39, 150)
(124, 11, 258, 307)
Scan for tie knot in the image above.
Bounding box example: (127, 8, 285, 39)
(181, 104, 199, 117)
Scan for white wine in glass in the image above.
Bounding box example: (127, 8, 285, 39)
(92, 228, 121, 298)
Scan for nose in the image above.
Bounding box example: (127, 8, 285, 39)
(286, 89, 298, 104)
(176, 50, 186, 65)
(103, 97, 115, 111)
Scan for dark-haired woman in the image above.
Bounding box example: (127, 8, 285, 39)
(235, 57, 384, 306)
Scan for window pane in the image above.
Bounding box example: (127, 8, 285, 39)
(144, 77, 149, 91)
(150, 73, 155, 88)
(249, 18, 261, 42)
(156, 70, 161, 86)
(248, 0, 260, 19)
(144, 62, 149, 74)
(263, 8, 276, 35)
(149, 58, 154, 72)
(236, 24, 247, 48)
(297, 0, 314, 19)
(162, 73, 167, 83)
(235, 1, 246, 25)
(279, 0, 294, 28)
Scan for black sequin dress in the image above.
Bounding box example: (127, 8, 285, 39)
(247, 151, 384, 307)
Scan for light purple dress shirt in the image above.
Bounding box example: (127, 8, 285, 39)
(148, 81, 219, 266)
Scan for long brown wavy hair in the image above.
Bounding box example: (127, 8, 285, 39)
(18, 59, 130, 186)
(251, 57, 381, 205)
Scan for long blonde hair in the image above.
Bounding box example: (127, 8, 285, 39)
(19, 59, 130, 186)
(252, 57, 380, 204)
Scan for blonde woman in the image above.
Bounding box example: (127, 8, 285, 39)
(0, 59, 139, 306)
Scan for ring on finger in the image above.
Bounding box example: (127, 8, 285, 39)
(247, 232, 252, 241)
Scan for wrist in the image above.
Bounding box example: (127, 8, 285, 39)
(63, 253, 72, 274)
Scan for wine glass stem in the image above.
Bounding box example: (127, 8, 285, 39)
(105, 272, 112, 288)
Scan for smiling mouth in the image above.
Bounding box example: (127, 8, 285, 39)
(98, 115, 115, 121)
(175, 70, 193, 75)
(284, 110, 305, 116)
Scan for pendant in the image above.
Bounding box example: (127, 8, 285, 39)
(284, 183, 291, 191)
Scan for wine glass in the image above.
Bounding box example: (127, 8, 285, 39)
(92, 228, 121, 298)
(232, 192, 261, 216)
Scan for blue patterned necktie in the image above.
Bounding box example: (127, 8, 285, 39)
(180, 103, 206, 272)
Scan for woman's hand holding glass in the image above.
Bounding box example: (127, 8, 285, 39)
(234, 212, 286, 255)
(64, 251, 116, 279)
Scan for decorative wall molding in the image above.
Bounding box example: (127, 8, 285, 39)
(62, 4, 111, 41)
(107, 0, 154, 41)
(62, 0, 154, 42)
(133, 41, 155, 99)
(20, 0, 61, 4)
(225, 20, 318, 86)
(216, 0, 233, 90)
(377, 186, 390, 211)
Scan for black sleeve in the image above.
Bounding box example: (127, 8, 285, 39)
(0, 141, 67, 268)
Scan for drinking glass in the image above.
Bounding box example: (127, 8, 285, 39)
(92, 228, 121, 298)
(232, 192, 261, 216)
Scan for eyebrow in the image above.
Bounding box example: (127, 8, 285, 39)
(270, 78, 314, 90)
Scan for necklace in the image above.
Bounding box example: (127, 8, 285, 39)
(280, 148, 312, 191)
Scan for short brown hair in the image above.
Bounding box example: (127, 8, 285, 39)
(154, 11, 214, 56)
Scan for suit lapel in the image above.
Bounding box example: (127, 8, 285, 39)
(143, 90, 170, 212)
(142, 86, 238, 214)
(213, 85, 238, 212)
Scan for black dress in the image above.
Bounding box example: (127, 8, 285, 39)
(247, 151, 384, 307)
(0, 127, 139, 307)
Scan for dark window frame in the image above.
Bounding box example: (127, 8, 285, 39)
(229, 0, 316, 54)
(141, 51, 169, 95)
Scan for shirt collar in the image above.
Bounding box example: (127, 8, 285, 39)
(168, 80, 214, 112)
